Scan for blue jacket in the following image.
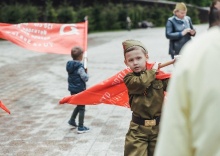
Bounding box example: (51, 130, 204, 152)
(166, 16, 195, 55)
(66, 60, 88, 94)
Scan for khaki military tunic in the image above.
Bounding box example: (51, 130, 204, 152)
(123, 69, 169, 156)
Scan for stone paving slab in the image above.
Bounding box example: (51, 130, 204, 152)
(0, 24, 208, 156)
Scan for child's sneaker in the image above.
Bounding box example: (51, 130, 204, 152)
(77, 126, 90, 134)
(68, 120, 77, 128)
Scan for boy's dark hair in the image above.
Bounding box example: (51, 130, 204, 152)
(209, 0, 220, 28)
(71, 46, 83, 60)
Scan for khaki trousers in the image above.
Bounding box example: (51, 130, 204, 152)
(124, 121, 159, 156)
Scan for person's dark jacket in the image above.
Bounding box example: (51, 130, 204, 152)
(66, 60, 88, 94)
(166, 16, 195, 55)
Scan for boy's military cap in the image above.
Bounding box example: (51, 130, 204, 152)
(122, 39, 147, 53)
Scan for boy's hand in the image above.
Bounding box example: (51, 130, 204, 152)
(152, 62, 160, 72)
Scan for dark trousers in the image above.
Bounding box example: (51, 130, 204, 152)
(69, 92, 85, 127)
(69, 105, 85, 127)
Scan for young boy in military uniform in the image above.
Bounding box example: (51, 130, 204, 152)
(122, 40, 171, 156)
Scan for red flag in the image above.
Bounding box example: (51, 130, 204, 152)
(0, 21, 88, 54)
(0, 100, 10, 114)
(59, 63, 171, 107)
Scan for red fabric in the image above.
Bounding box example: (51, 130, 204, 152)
(0, 21, 88, 54)
(0, 100, 10, 114)
(59, 62, 171, 107)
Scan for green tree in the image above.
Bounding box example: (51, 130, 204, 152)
(90, 4, 103, 31)
(44, 0, 57, 22)
(0, 4, 23, 23)
(100, 3, 121, 30)
(57, 6, 77, 23)
(21, 6, 39, 22)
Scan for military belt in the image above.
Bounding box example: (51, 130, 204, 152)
(132, 114, 160, 127)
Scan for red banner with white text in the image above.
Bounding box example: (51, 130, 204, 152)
(0, 21, 88, 54)
(59, 63, 171, 108)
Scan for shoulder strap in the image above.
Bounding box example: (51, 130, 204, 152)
(185, 16, 193, 29)
(168, 18, 175, 30)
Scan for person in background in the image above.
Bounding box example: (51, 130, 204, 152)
(165, 2, 196, 59)
(126, 16, 132, 31)
(209, 0, 220, 28)
(154, 1, 220, 156)
(67, 46, 89, 134)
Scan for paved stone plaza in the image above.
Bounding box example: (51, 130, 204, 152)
(0, 24, 208, 156)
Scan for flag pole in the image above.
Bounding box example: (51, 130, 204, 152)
(158, 59, 175, 69)
(83, 17, 88, 72)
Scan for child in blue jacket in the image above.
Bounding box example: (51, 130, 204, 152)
(67, 46, 89, 134)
